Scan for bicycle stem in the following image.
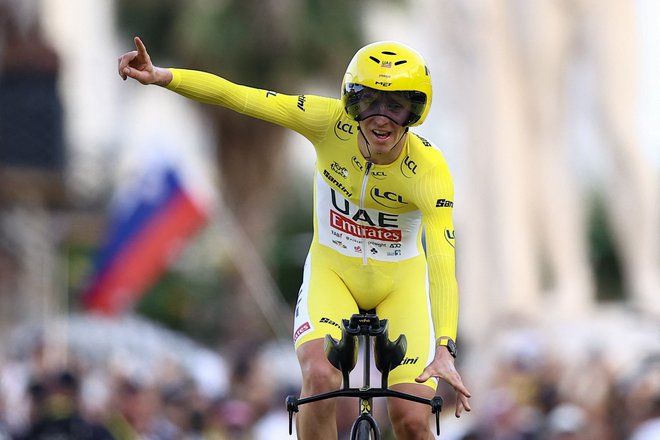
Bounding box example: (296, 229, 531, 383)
(360, 333, 373, 415)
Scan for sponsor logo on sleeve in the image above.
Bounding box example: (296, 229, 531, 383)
(297, 95, 306, 111)
(445, 229, 455, 248)
(401, 155, 417, 178)
(414, 133, 432, 147)
(335, 119, 356, 141)
(293, 322, 311, 342)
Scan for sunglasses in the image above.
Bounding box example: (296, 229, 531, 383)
(344, 84, 426, 126)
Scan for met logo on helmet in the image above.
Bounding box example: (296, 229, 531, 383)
(374, 81, 392, 87)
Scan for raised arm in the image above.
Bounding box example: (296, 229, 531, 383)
(117, 36, 338, 143)
(118, 36, 172, 87)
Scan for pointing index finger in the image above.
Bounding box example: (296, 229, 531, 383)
(134, 36, 147, 56)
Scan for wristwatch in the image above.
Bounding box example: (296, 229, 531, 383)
(436, 337, 457, 358)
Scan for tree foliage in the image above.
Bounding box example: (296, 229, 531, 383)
(116, 0, 377, 89)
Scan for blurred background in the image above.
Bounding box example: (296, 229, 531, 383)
(0, 0, 659, 439)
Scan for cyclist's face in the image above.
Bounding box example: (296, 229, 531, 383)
(358, 113, 407, 163)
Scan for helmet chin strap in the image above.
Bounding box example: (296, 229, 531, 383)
(358, 125, 373, 159)
(358, 124, 409, 160)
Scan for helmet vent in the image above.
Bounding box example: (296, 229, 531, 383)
(381, 51, 397, 55)
(394, 60, 407, 66)
(369, 56, 380, 64)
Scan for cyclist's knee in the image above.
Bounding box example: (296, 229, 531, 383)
(390, 411, 431, 439)
(302, 359, 342, 393)
(389, 398, 432, 439)
(298, 340, 342, 394)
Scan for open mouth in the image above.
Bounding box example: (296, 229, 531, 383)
(372, 129, 392, 141)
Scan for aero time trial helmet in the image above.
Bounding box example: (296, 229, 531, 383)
(341, 41, 432, 127)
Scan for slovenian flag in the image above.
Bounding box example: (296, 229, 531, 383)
(82, 147, 212, 316)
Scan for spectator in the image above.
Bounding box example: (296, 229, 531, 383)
(104, 375, 179, 440)
(16, 369, 115, 440)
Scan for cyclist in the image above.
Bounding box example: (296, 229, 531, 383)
(118, 36, 471, 440)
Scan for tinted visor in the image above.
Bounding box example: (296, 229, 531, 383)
(344, 84, 427, 126)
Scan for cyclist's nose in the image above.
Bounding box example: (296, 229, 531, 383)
(362, 113, 389, 126)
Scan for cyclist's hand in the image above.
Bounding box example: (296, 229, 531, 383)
(118, 36, 172, 86)
(416, 347, 472, 417)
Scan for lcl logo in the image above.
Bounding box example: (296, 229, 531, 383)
(371, 187, 408, 209)
(351, 156, 364, 172)
(401, 155, 417, 178)
(334, 119, 355, 141)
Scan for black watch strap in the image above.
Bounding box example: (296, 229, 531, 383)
(435, 337, 457, 358)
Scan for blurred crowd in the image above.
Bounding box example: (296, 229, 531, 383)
(0, 328, 297, 440)
(0, 318, 659, 440)
(448, 346, 660, 440)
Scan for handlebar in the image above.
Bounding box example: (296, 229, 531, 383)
(286, 390, 443, 436)
(287, 312, 443, 436)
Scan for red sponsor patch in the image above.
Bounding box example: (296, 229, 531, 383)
(294, 322, 311, 342)
(330, 210, 401, 242)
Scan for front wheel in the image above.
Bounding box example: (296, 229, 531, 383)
(350, 416, 380, 440)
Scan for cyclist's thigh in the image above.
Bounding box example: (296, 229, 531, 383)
(293, 251, 359, 349)
(376, 258, 435, 390)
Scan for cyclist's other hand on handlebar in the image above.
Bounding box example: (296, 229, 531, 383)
(416, 348, 472, 418)
(117, 36, 172, 86)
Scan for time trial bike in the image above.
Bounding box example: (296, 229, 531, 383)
(286, 311, 443, 439)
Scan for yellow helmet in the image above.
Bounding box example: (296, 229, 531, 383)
(341, 41, 432, 127)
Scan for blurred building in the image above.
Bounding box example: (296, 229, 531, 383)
(0, 0, 69, 347)
(0, 0, 65, 203)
